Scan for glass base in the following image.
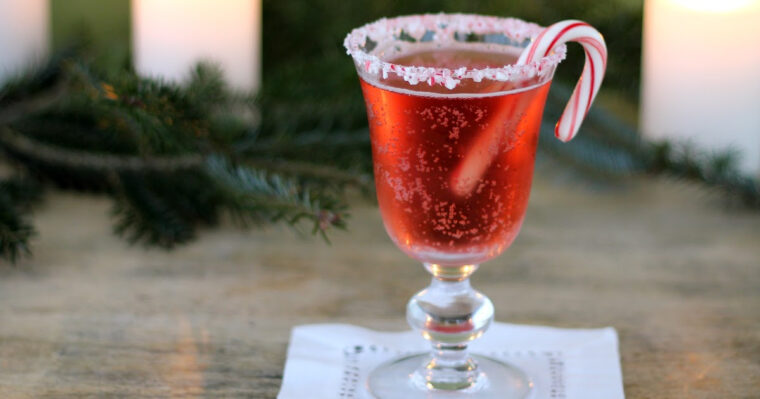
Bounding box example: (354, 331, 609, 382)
(367, 353, 533, 399)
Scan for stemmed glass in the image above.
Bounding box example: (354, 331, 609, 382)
(344, 13, 606, 398)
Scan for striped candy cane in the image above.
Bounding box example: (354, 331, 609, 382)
(518, 20, 607, 142)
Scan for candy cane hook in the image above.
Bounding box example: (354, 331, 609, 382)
(518, 20, 607, 142)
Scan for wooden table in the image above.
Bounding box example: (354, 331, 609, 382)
(1, 169, 759, 398)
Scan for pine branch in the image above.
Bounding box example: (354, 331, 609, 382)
(107, 157, 350, 248)
(541, 82, 760, 208)
(65, 62, 218, 155)
(110, 170, 220, 248)
(0, 47, 76, 108)
(0, 83, 68, 126)
(238, 128, 373, 176)
(538, 123, 644, 178)
(0, 52, 363, 253)
(646, 142, 760, 208)
(0, 127, 204, 173)
(0, 197, 34, 263)
(244, 158, 371, 189)
(239, 128, 370, 154)
(207, 157, 347, 240)
(0, 177, 43, 263)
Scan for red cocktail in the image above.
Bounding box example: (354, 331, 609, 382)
(361, 49, 551, 266)
(344, 14, 606, 398)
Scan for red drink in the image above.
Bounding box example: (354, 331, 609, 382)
(360, 49, 551, 266)
(347, 15, 605, 395)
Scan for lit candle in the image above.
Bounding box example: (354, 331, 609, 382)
(132, 0, 261, 92)
(0, 0, 49, 84)
(641, 0, 760, 177)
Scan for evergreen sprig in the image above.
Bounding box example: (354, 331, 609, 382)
(0, 51, 362, 262)
(541, 82, 760, 207)
(646, 142, 760, 208)
(111, 170, 221, 248)
(207, 157, 347, 240)
(0, 176, 43, 263)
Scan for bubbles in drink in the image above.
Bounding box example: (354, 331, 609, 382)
(361, 48, 550, 265)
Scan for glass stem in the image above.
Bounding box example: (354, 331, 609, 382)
(406, 263, 494, 390)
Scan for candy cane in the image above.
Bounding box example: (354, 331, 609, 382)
(450, 94, 532, 197)
(518, 20, 607, 142)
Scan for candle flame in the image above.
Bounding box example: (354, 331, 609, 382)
(670, 0, 758, 13)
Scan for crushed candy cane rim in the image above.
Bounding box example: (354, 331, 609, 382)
(344, 13, 568, 90)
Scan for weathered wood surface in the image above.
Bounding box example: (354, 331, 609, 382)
(1, 171, 759, 398)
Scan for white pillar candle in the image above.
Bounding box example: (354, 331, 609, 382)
(641, 0, 760, 177)
(0, 0, 49, 84)
(132, 0, 261, 92)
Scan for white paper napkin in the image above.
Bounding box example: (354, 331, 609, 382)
(278, 322, 624, 399)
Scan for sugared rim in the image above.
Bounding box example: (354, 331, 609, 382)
(343, 13, 567, 90)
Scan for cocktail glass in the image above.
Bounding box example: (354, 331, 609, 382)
(344, 13, 605, 398)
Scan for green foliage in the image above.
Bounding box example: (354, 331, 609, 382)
(0, 177, 43, 263)
(646, 143, 760, 208)
(207, 157, 347, 241)
(0, 50, 362, 263)
(541, 83, 760, 207)
(111, 170, 220, 248)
